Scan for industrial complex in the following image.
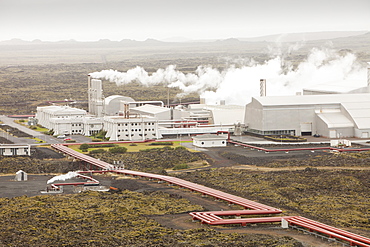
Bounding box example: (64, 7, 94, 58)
(36, 64, 370, 140)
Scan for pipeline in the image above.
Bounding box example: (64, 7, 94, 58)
(228, 140, 370, 153)
(51, 144, 370, 246)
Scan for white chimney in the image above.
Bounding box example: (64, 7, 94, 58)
(260, 79, 266, 97)
(367, 62, 370, 86)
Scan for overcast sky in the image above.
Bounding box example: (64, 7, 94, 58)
(1, 0, 369, 41)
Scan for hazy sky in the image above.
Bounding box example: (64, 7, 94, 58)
(1, 0, 369, 41)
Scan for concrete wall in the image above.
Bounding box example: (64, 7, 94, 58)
(193, 139, 227, 148)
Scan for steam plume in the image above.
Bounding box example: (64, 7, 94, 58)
(47, 171, 78, 184)
(90, 47, 366, 105)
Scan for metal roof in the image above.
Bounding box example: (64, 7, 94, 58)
(39, 105, 86, 115)
(316, 111, 354, 128)
(254, 93, 370, 106)
(342, 102, 370, 129)
(192, 134, 227, 140)
(131, 104, 170, 115)
(303, 80, 366, 94)
(104, 95, 135, 105)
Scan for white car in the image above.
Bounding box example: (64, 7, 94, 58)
(57, 135, 66, 139)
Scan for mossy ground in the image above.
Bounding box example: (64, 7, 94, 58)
(0, 190, 301, 247)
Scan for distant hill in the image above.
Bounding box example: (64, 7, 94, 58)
(0, 31, 369, 66)
(1, 31, 368, 45)
(238, 31, 369, 42)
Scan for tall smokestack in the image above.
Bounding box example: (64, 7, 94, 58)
(88, 75, 91, 113)
(260, 79, 266, 97)
(367, 62, 370, 86)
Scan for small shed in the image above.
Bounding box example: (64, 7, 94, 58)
(15, 170, 27, 181)
(192, 134, 227, 148)
(0, 144, 31, 156)
(330, 139, 351, 147)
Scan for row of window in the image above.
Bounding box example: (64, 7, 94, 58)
(117, 128, 155, 132)
(248, 129, 295, 136)
(117, 133, 156, 137)
(117, 122, 155, 127)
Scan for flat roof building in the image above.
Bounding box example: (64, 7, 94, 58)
(245, 93, 370, 138)
(192, 134, 227, 148)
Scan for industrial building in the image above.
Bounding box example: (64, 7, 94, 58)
(36, 76, 237, 141)
(103, 116, 161, 141)
(36, 106, 102, 136)
(36, 63, 370, 141)
(245, 93, 370, 138)
(244, 64, 370, 138)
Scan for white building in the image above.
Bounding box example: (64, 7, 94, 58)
(0, 145, 31, 156)
(36, 106, 87, 133)
(103, 116, 161, 141)
(185, 104, 245, 125)
(104, 95, 135, 116)
(245, 93, 370, 138)
(36, 105, 102, 136)
(130, 104, 190, 124)
(192, 134, 228, 147)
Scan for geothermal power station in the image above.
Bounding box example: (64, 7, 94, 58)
(36, 64, 370, 140)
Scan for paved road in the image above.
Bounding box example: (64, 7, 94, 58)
(0, 115, 62, 145)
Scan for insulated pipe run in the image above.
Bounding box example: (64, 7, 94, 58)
(51, 144, 370, 246)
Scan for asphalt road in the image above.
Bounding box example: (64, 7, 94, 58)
(0, 115, 77, 145)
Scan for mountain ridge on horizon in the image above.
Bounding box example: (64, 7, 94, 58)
(1, 30, 368, 45)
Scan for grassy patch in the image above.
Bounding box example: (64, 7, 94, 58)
(70, 141, 194, 153)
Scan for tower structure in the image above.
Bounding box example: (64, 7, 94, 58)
(260, 79, 266, 97)
(87, 76, 104, 117)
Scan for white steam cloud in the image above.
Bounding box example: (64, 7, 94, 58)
(47, 171, 78, 184)
(90, 47, 367, 105)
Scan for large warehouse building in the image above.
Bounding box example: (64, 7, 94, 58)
(245, 93, 370, 138)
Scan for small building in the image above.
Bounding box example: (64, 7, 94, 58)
(0, 144, 31, 156)
(15, 170, 27, 181)
(192, 134, 228, 148)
